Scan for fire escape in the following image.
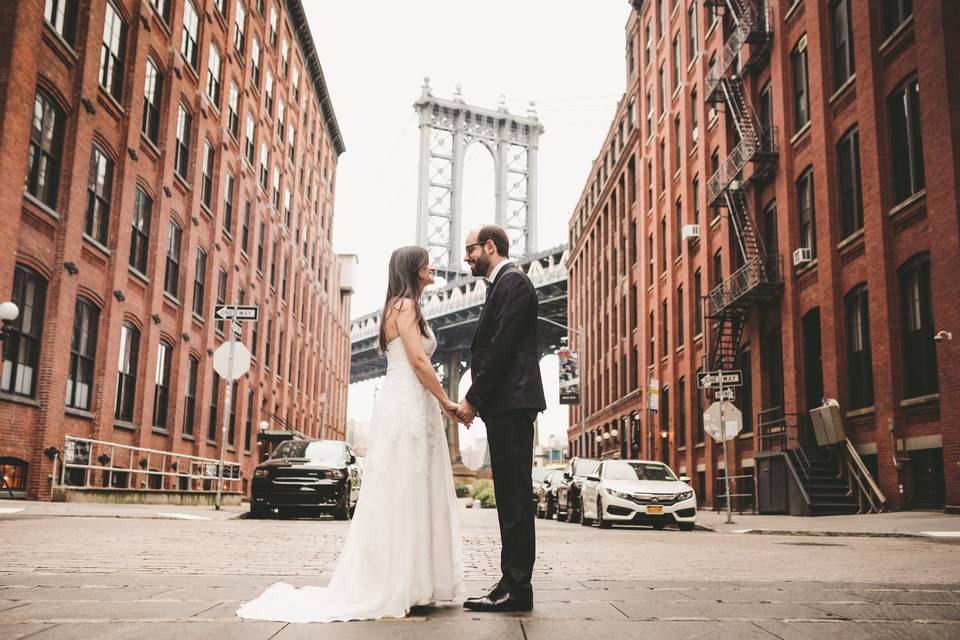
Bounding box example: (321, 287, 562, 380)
(702, 0, 779, 372)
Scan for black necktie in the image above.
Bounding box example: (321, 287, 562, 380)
(484, 280, 493, 299)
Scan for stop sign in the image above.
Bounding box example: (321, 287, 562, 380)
(703, 401, 742, 442)
(212, 341, 251, 380)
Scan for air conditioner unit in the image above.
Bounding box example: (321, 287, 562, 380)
(681, 224, 700, 241)
(692, 126, 699, 142)
(792, 247, 813, 266)
(168, 46, 183, 78)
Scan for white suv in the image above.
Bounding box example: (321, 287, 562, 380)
(580, 459, 697, 531)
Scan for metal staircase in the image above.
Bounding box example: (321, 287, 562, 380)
(702, 0, 780, 372)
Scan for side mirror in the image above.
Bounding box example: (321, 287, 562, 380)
(678, 475, 690, 484)
(586, 473, 600, 482)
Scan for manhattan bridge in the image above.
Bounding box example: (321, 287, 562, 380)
(349, 80, 570, 465)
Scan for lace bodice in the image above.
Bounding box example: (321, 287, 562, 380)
(385, 327, 437, 361)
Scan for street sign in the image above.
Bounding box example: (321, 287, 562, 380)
(703, 401, 743, 442)
(215, 305, 259, 321)
(697, 370, 743, 389)
(712, 387, 736, 402)
(212, 341, 251, 380)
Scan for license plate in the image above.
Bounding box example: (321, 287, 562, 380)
(646, 505, 663, 514)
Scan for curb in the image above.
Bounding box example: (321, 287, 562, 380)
(696, 525, 929, 539)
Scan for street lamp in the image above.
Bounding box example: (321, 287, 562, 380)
(0, 301, 19, 343)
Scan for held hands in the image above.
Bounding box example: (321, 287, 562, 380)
(457, 399, 477, 428)
(441, 399, 462, 425)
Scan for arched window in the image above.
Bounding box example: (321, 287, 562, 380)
(66, 296, 100, 410)
(2, 265, 47, 397)
(114, 321, 140, 422)
(899, 253, 938, 398)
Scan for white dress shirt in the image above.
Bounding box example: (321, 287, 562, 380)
(485, 259, 513, 285)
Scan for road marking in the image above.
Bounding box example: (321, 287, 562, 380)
(154, 512, 211, 521)
(0, 507, 25, 515)
(920, 531, 960, 538)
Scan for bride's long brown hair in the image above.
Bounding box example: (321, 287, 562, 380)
(378, 246, 430, 352)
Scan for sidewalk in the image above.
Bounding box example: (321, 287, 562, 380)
(0, 500, 247, 521)
(697, 509, 960, 538)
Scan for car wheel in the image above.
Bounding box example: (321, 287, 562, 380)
(679, 522, 695, 531)
(249, 503, 271, 519)
(546, 497, 556, 520)
(579, 498, 593, 526)
(568, 499, 580, 524)
(277, 507, 296, 519)
(334, 484, 352, 521)
(597, 498, 612, 529)
(557, 503, 568, 523)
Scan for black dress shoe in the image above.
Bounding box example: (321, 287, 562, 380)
(462, 590, 534, 612)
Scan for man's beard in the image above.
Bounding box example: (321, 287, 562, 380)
(470, 254, 489, 278)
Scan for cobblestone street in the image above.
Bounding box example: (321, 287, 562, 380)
(2, 505, 959, 638)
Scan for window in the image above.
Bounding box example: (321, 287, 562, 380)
(791, 37, 810, 131)
(45, 0, 79, 45)
(645, 88, 653, 135)
(660, 217, 667, 272)
(758, 80, 773, 134)
(888, 74, 924, 204)
(206, 43, 222, 106)
(648, 311, 655, 362)
(287, 125, 296, 162)
(283, 188, 291, 227)
(223, 172, 235, 233)
(152, 341, 173, 428)
(291, 66, 300, 102)
(796, 166, 817, 259)
(66, 297, 99, 410)
(647, 233, 654, 283)
(192, 248, 206, 316)
(213, 0, 226, 18)
(241, 201, 251, 253)
(2, 266, 46, 397)
(259, 142, 269, 189)
(658, 64, 666, 113)
(674, 198, 683, 256)
(678, 376, 687, 448)
(687, 2, 698, 62)
(845, 284, 874, 409)
(690, 87, 699, 140)
(659, 140, 666, 191)
(245, 114, 255, 164)
(882, 0, 913, 39)
(661, 299, 668, 357)
(657, 0, 665, 37)
(129, 187, 152, 274)
(272, 165, 281, 208)
(712, 250, 722, 290)
(228, 380, 238, 447)
(677, 285, 684, 347)
(183, 356, 199, 437)
(99, 2, 126, 100)
(673, 115, 681, 170)
(672, 34, 681, 90)
(174, 103, 192, 179)
(265, 69, 274, 115)
(141, 59, 162, 144)
(837, 126, 863, 238)
(269, 5, 278, 47)
(644, 20, 652, 65)
(277, 328, 284, 372)
(277, 99, 285, 135)
(256, 220, 265, 270)
(692, 175, 700, 225)
(281, 38, 289, 75)
(208, 373, 220, 442)
(227, 82, 239, 137)
(216, 267, 227, 333)
(26, 90, 65, 208)
(830, 0, 855, 89)
(899, 253, 937, 398)
(251, 36, 261, 87)
(181, 0, 200, 69)
(710, 149, 719, 220)
(84, 146, 113, 245)
(201, 142, 215, 209)
(244, 388, 254, 451)
(164, 221, 182, 298)
(234, 1, 247, 53)
(114, 322, 140, 422)
(264, 318, 273, 365)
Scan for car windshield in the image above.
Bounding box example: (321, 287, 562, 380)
(574, 459, 600, 476)
(532, 468, 551, 484)
(603, 461, 677, 482)
(272, 440, 346, 464)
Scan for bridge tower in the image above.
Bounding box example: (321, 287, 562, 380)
(414, 78, 544, 274)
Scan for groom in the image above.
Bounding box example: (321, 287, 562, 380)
(458, 224, 546, 612)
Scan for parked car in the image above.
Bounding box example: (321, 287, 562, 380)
(579, 459, 696, 531)
(535, 470, 564, 519)
(555, 457, 600, 523)
(250, 439, 362, 520)
(531, 466, 552, 504)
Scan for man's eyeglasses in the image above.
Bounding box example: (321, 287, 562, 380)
(464, 241, 485, 254)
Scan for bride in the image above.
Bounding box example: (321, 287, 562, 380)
(237, 246, 465, 623)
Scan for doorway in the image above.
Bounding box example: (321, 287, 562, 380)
(910, 448, 945, 508)
(801, 309, 823, 447)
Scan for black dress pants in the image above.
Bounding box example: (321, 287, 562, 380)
(484, 409, 536, 597)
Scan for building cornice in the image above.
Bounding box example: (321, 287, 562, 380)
(286, 0, 346, 157)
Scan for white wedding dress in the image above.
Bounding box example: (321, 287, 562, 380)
(237, 328, 464, 623)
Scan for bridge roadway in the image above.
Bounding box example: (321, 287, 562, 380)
(349, 245, 569, 384)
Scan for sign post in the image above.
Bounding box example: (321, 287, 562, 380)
(719, 371, 733, 524)
(698, 369, 743, 525)
(212, 302, 256, 510)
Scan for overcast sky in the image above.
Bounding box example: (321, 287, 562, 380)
(305, 1, 632, 451)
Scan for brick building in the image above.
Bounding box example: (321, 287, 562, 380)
(0, 0, 353, 501)
(567, 0, 960, 512)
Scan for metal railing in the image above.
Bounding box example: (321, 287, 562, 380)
(707, 255, 782, 316)
(704, 5, 772, 100)
(58, 436, 242, 493)
(757, 406, 799, 453)
(713, 474, 756, 514)
(840, 438, 886, 514)
(706, 126, 778, 206)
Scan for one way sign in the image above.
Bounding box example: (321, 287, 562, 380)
(214, 305, 259, 321)
(697, 370, 743, 389)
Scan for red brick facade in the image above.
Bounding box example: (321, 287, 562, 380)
(0, 0, 352, 500)
(567, 0, 960, 511)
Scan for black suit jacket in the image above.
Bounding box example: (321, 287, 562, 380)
(465, 263, 547, 419)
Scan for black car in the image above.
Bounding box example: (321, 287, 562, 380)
(535, 470, 564, 520)
(555, 457, 600, 523)
(251, 439, 361, 519)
